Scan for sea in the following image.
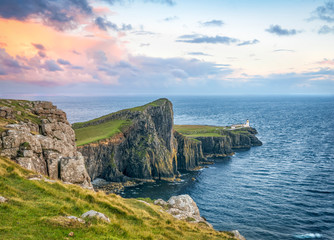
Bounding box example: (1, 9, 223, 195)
(21, 95, 334, 240)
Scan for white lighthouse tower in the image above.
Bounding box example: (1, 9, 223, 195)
(245, 119, 250, 127)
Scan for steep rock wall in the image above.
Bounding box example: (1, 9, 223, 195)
(174, 131, 205, 170)
(0, 100, 92, 188)
(77, 99, 179, 181)
(195, 128, 262, 158)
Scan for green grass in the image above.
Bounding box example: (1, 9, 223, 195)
(74, 120, 132, 146)
(0, 156, 235, 240)
(72, 98, 170, 146)
(174, 125, 227, 138)
(0, 99, 42, 126)
(72, 98, 169, 130)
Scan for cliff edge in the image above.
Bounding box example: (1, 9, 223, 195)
(74, 99, 261, 183)
(0, 99, 92, 188)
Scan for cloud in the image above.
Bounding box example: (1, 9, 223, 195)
(102, 0, 176, 6)
(143, 0, 176, 6)
(237, 39, 259, 46)
(273, 49, 295, 52)
(200, 20, 224, 27)
(177, 35, 238, 44)
(38, 51, 46, 58)
(187, 52, 212, 56)
(57, 58, 71, 65)
(43, 60, 63, 71)
(163, 16, 178, 21)
(95, 16, 133, 32)
(317, 58, 334, 65)
(0, 0, 93, 31)
(266, 25, 299, 36)
(177, 34, 258, 47)
(0, 48, 31, 75)
(32, 43, 45, 50)
(318, 25, 334, 34)
(313, 1, 334, 22)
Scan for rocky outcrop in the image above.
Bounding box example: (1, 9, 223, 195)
(81, 210, 110, 223)
(154, 194, 211, 227)
(77, 99, 262, 182)
(0, 100, 92, 188)
(77, 99, 179, 182)
(174, 131, 205, 170)
(196, 128, 262, 158)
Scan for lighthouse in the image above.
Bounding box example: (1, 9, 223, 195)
(245, 119, 250, 127)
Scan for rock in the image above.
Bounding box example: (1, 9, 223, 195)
(66, 216, 85, 223)
(0, 100, 92, 189)
(77, 99, 179, 182)
(154, 199, 168, 206)
(167, 195, 200, 218)
(164, 194, 211, 227)
(0, 196, 8, 203)
(230, 230, 246, 240)
(60, 153, 92, 189)
(174, 131, 205, 170)
(81, 210, 110, 223)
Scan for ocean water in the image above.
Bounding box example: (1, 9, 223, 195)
(31, 95, 334, 240)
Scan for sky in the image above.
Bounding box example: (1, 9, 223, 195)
(0, 0, 334, 97)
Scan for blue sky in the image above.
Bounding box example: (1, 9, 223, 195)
(0, 0, 333, 96)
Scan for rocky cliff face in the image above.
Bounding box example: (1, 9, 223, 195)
(174, 131, 205, 170)
(76, 99, 262, 183)
(196, 128, 262, 158)
(0, 100, 92, 188)
(77, 99, 179, 181)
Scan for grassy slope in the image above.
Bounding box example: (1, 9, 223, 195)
(174, 125, 228, 138)
(174, 125, 251, 138)
(0, 157, 235, 240)
(72, 98, 169, 146)
(74, 120, 131, 146)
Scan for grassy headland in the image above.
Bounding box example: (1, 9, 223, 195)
(72, 98, 169, 146)
(0, 156, 236, 240)
(74, 120, 131, 146)
(174, 125, 228, 138)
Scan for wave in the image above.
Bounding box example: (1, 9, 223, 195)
(294, 233, 323, 239)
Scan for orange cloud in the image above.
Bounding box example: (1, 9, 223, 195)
(0, 18, 127, 86)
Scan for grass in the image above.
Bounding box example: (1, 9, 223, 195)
(174, 125, 252, 138)
(72, 98, 170, 146)
(72, 98, 169, 130)
(174, 125, 227, 138)
(0, 156, 236, 240)
(0, 99, 42, 126)
(74, 120, 132, 146)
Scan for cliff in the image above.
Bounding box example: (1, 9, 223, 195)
(75, 99, 262, 183)
(0, 99, 92, 188)
(75, 99, 179, 182)
(174, 125, 262, 158)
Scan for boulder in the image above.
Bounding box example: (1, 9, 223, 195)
(60, 153, 92, 189)
(66, 216, 85, 224)
(81, 210, 110, 223)
(155, 194, 212, 227)
(154, 199, 168, 207)
(0, 196, 8, 203)
(167, 194, 201, 220)
(230, 230, 246, 240)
